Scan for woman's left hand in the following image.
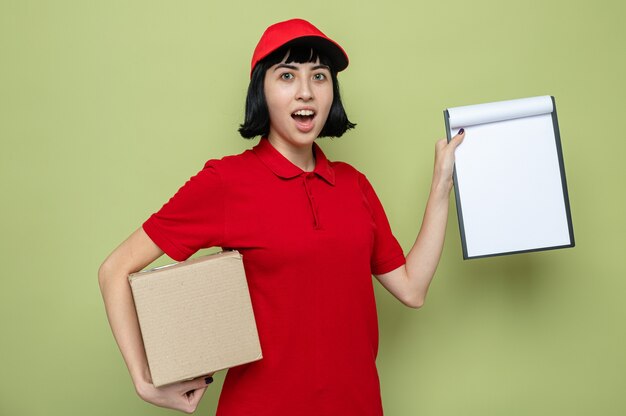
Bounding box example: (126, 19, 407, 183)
(432, 129, 465, 194)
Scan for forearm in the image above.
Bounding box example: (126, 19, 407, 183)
(98, 228, 165, 391)
(99, 264, 152, 391)
(404, 179, 452, 305)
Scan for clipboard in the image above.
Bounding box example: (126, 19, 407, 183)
(443, 95, 575, 259)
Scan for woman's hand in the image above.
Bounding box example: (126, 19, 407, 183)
(135, 373, 214, 414)
(432, 129, 465, 194)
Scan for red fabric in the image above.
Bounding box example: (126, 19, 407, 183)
(143, 137, 406, 415)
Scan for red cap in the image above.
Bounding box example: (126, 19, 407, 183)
(250, 18, 349, 78)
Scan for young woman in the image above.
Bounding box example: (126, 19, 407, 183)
(99, 18, 464, 415)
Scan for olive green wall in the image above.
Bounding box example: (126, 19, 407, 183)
(1, 0, 624, 415)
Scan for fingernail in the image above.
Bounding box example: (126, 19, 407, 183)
(459, 128, 465, 134)
(205, 376, 214, 385)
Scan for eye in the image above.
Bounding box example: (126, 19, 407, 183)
(313, 73, 327, 81)
(281, 73, 294, 80)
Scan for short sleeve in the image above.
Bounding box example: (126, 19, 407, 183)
(142, 161, 225, 261)
(357, 173, 406, 275)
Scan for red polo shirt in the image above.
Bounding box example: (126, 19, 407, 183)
(143, 137, 406, 415)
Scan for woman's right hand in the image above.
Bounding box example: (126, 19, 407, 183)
(135, 374, 214, 414)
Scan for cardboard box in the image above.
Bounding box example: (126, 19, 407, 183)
(129, 250, 262, 387)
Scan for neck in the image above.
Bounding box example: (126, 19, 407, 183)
(266, 136, 316, 172)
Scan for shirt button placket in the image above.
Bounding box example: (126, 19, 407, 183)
(303, 173, 320, 229)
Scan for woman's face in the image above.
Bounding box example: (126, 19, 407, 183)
(264, 57, 333, 150)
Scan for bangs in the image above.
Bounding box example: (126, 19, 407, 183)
(263, 43, 333, 69)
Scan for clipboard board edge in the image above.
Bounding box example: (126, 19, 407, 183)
(464, 242, 575, 260)
(550, 95, 576, 247)
(444, 109, 469, 260)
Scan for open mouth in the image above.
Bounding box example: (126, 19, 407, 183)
(291, 109, 316, 133)
(291, 109, 316, 123)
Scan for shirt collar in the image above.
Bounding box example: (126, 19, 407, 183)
(252, 137, 336, 186)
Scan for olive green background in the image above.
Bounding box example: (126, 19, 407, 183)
(1, 0, 624, 415)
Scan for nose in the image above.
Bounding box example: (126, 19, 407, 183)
(296, 77, 313, 101)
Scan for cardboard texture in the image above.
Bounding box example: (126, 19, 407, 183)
(129, 250, 262, 387)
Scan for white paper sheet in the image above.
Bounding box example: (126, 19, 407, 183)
(446, 96, 573, 258)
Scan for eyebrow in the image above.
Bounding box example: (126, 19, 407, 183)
(273, 63, 331, 72)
